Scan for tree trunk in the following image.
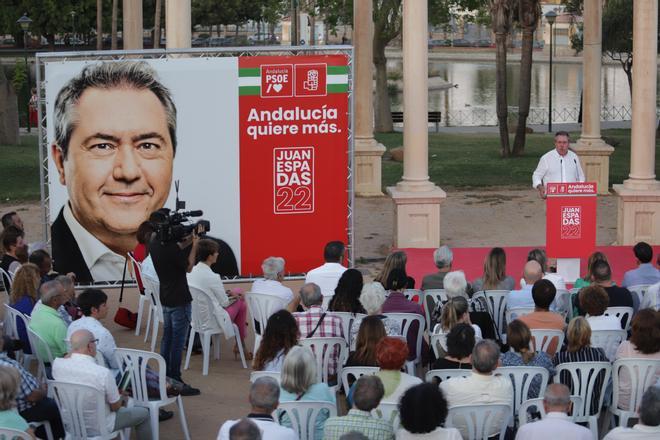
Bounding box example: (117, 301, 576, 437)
(623, 57, 633, 99)
(96, 0, 103, 50)
(111, 0, 118, 49)
(495, 32, 510, 157)
(373, 39, 393, 133)
(154, 0, 162, 49)
(512, 27, 534, 156)
(310, 14, 316, 45)
(0, 67, 19, 145)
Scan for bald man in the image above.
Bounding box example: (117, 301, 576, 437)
(52, 329, 153, 439)
(507, 260, 543, 311)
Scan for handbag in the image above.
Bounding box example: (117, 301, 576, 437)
(114, 257, 138, 329)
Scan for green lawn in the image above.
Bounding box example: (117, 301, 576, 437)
(0, 134, 40, 201)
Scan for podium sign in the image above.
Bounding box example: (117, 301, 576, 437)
(546, 182, 597, 258)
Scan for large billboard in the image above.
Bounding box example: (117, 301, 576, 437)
(40, 50, 351, 283)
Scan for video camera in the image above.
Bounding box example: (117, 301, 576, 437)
(154, 181, 211, 243)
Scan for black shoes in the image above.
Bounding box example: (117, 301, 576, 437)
(179, 383, 201, 396)
(159, 409, 174, 421)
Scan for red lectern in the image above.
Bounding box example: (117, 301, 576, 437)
(546, 182, 597, 258)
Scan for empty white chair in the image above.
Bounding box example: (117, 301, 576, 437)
(553, 361, 611, 439)
(382, 312, 424, 375)
(604, 306, 634, 331)
(481, 290, 509, 339)
(278, 401, 337, 440)
(127, 253, 151, 337)
(372, 402, 401, 431)
(340, 366, 379, 394)
(402, 289, 423, 305)
(505, 307, 535, 323)
(425, 369, 471, 384)
(114, 348, 191, 440)
(590, 329, 627, 361)
(331, 312, 366, 345)
(627, 284, 650, 309)
(423, 289, 447, 329)
(141, 275, 164, 352)
(245, 292, 287, 354)
(496, 366, 550, 425)
(184, 286, 247, 375)
(445, 403, 511, 440)
(299, 337, 348, 390)
(0, 427, 32, 439)
(249, 371, 281, 384)
(530, 329, 565, 354)
(518, 395, 583, 425)
(610, 358, 660, 428)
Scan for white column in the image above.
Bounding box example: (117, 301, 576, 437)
(122, 0, 143, 50)
(353, 0, 386, 196)
(166, 0, 191, 49)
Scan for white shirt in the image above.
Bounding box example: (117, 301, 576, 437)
(532, 149, 585, 188)
(521, 273, 566, 292)
(140, 255, 159, 282)
(603, 424, 660, 440)
(63, 203, 129, 282)
(305, 262, 347, 296)
(251, 279, 294, 304)
(586, 314, 622, 331)
(396, 426, 462, 440)
(52, 353, 120, 435)
(641, 282, 660, 311)
(515, 412, 592, 440)
(187, 263, 234, 335)
(67, 316, 119, 373)
(217, 416, 297, 440)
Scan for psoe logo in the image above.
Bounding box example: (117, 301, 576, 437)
(560, 205, 581, 239)
(295, 64, 327, 97)
(261, 64, 293, 98)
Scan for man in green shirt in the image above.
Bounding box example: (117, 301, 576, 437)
(28, 280, 68, 360)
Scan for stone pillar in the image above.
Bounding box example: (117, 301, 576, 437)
(122, 0, 143, 50)
(166, 0, 191, 49)
(613, 0, 660, 244)
(387, 0, 446, 248)
(573, 0, 613, 195)
(353, 0, 385, 196)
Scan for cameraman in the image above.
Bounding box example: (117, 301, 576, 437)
(148, 210, 201, 396)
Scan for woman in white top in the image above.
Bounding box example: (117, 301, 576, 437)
(579, 285, 621, 330)
(396, 383, 461, 440)
(374, 337, 422, 405)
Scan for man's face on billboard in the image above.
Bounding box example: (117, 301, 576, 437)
(52, 87, 174, 249)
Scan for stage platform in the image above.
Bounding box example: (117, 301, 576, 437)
(402, 245, 660, 289)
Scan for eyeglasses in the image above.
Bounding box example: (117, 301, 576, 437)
(90, 339, 99, 345)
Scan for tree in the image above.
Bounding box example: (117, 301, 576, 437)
(97, 0, 103, 49)
(601, 0, 633, 97)
(111, 0, 119, 49)
(489, 0, 514, 157)
(153, 0, 162, 48)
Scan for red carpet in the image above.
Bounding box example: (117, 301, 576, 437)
(402, 245, 660, 290)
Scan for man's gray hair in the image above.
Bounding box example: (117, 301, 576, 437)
(358, 282, 387, 315)
(640, 386, 660, 427)
(472, 340, 500, 374)
(53, 61, 177, 158)
(249, 377, 280, 411)
(55, 275, 74, 291)
(433, 245, 453, 269)
(39, 279, 64, 306)
(353, 375, 384, 411)
(229, 418, 261, 440)
(299, 283, 322, 308)
(444, 271, 468, 299)
(543, 383, 571, 408)
(261, 257, 285, 280)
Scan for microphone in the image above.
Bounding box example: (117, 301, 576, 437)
(574, 158, 579, 181)
(560, 158, 563, 182)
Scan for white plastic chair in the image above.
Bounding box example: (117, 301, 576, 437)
(249, 371, 281, 384)
(278, 401, 337, 440)
(590, 329, 627, 361)
(610, 358, 660, 428)
(299, 337, 348, 390)
(0, 267, 12, 292)
(429, 332, 447, 358)
(553, 288, 572, 318)
(0, 427, 32, 439)
(372, 402, 401, 431)
(496, 366, 550, 425)
(3, 305, 36, 370)
(423, 289, 447, 330)
(505, 307, 535, 323)
(403, 289, 423, 305)
(481, 290, 509, 339)
(245, 292, 287, 354)
(518, 395, 583, 425)
(553, 361, 612, 439)
(48, 380, 127, 440)
(114, 348, 191, 440)
(340, 366, 379, 393)
(382, 312, 424, 375)
(530, 329, 565, 353)
(604, 306, 634, 331)
(27, 327, 54, 381)
(331, 312, 366, 344)
(425, 368, 471, 384)
(127, 253, 151, 337)
(627, 284, 650, 309)
(445, 403, 511, 440)
(141, 275, 164, 352)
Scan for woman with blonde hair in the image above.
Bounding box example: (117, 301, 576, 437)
(9, 263, 41, 355)
(472, 247, 514, 292)
(374, 251, 414, 289)
(0, 365, 33, 437)
(278, 346, 335, 440)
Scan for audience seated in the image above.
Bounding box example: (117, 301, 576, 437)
(28, 280, 68, 359)
(501, 320, 555, 398)
(1, 212, 24, 231)
(582, 260, 635, 314)
(328, 269, 366, 314)
(397, 382, 461, 439)
(580, 285, 622, 330)
(278, 346, 335, 440)
(614, 309, 660, 411)
(52, 329, 152, 439)
(9, 263, 40, 354)
(431, 323, 474, 371)
(374, 251, 415, 289)
(573, 251, 609, 290)
(252, 310, 299, 372)
(374, 337, 422, 404)
(553, 317, 608, 415)
(641, 279, 660, 311)
(440, 340, 513, 439)
(603, 386, 660, 440)
(514, 383, 591, 440)
(294, 283, 343, 377)
(250, 257, 299, 313)
(349, 283, 401, 348)
(433, 296, 483, 354)
(304, 241, 347, 297)
(324, 375, 395, 440)
(442, 270, 470, 301)
(421, 245, 454, 290)
(523, 249, 566, 291)
(345, 316, 386, 367)
(1, 226, 25, 286)
(519, 279, 565, 355)
(228, 418, 261, 440)
(507, 260, 544, 310)
(472, 247, 515, 292)
(0, 365, 33, 437)
(218, 377, 296, 440)
(622, 242, 660, 288)
(0, 329, 64, 438)
(28, 250, 58, 284)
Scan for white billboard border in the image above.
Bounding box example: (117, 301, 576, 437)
(35, 46, 355, 287)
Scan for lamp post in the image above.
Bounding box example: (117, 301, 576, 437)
(70, 11, 77, 48)
(16, 13, 32, 133)
(545, 10, 557, 133)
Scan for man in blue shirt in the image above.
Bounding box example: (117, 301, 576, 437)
(622, 242, 660, 288)
(507, 260, 543, 311)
